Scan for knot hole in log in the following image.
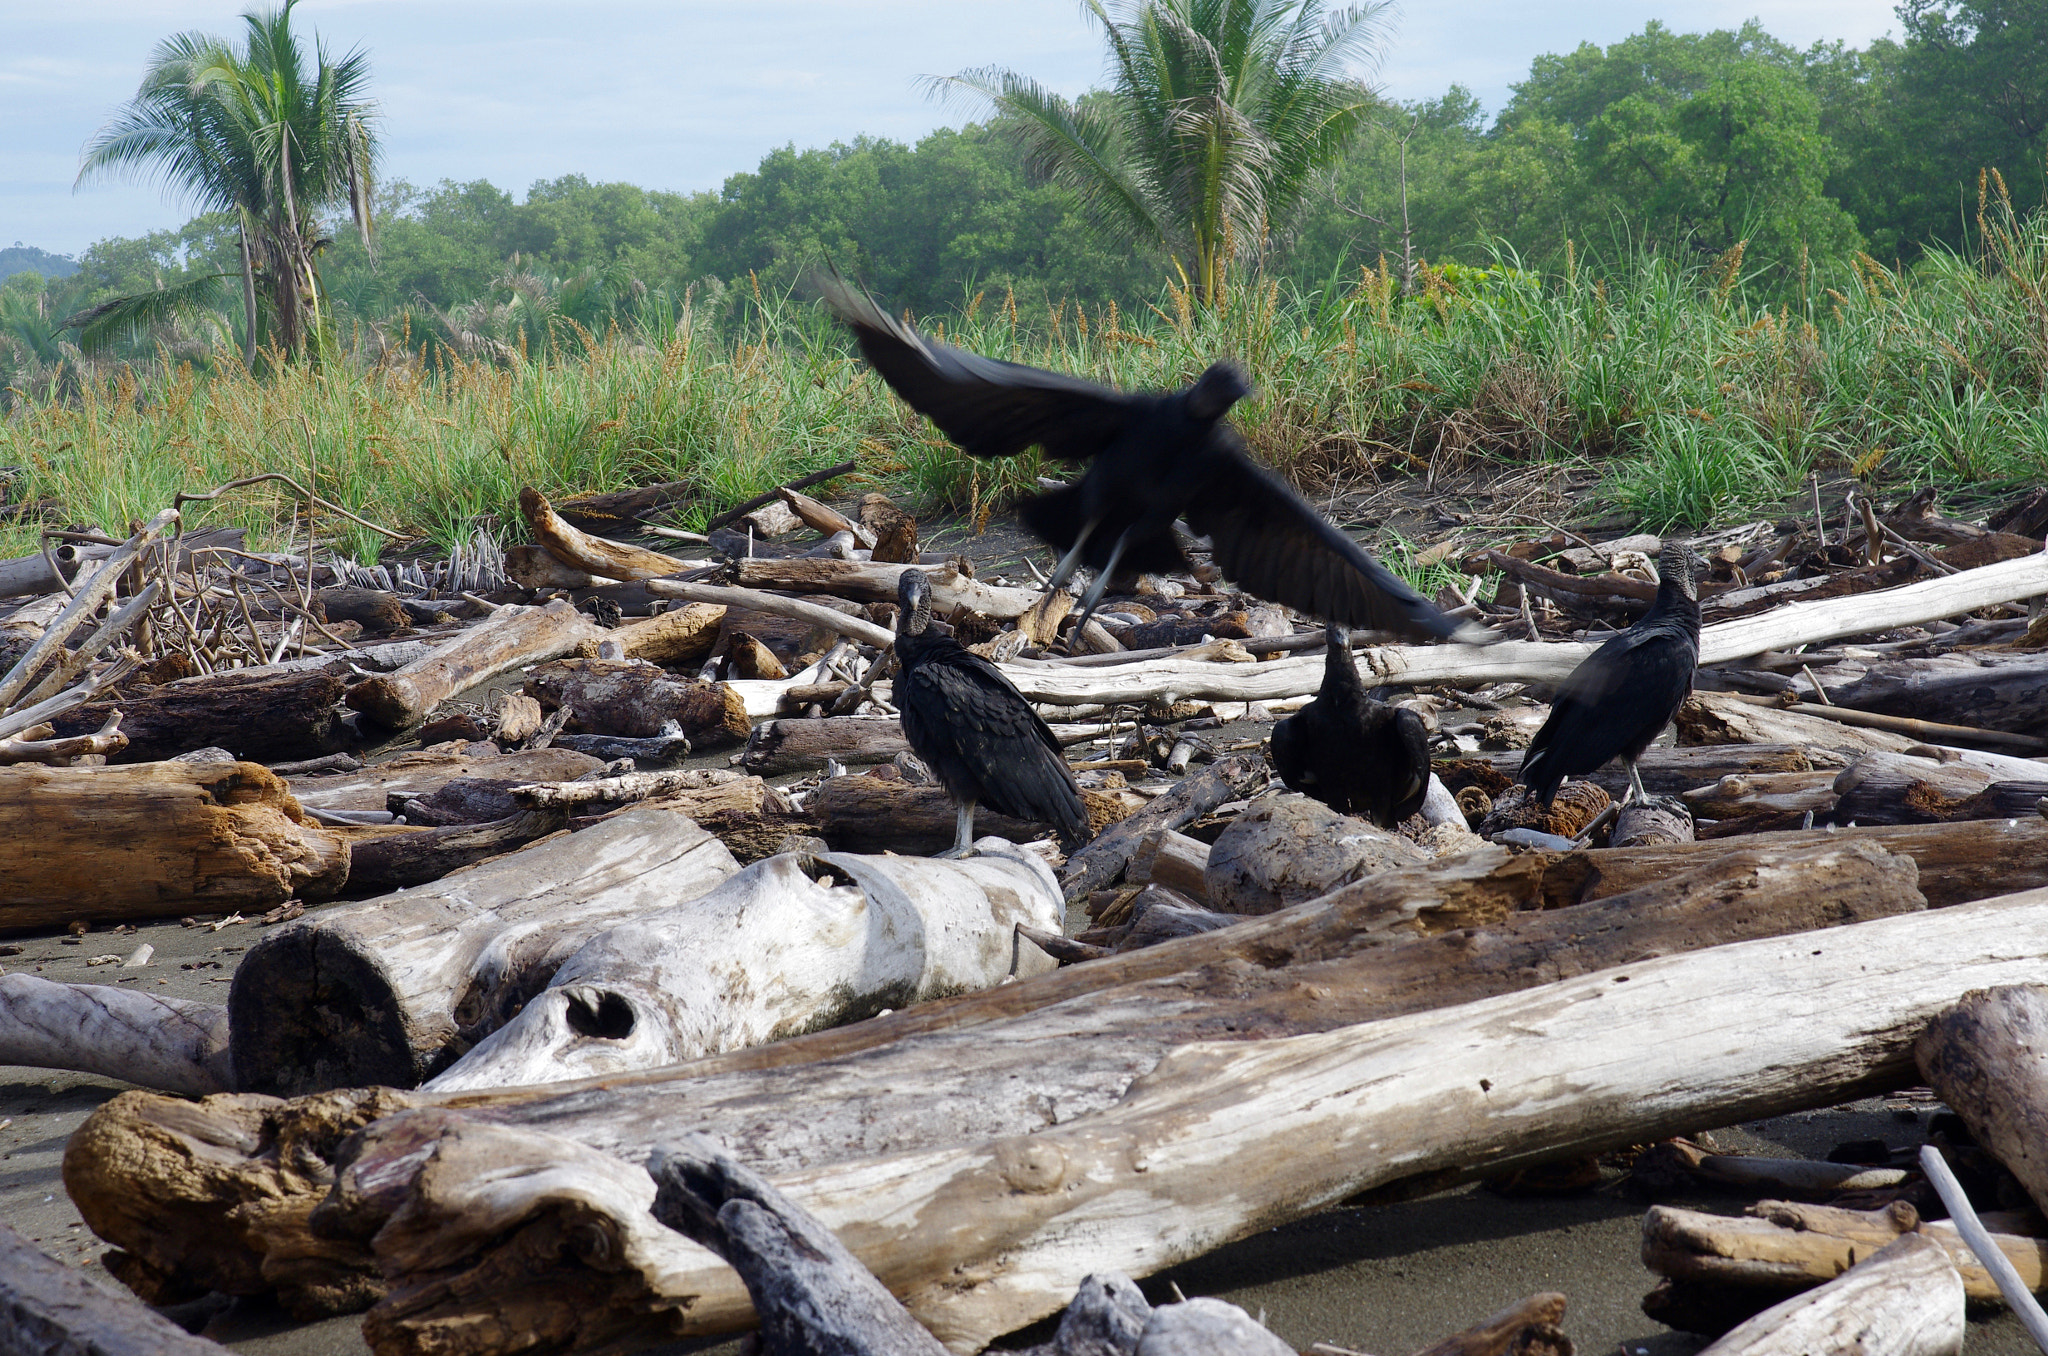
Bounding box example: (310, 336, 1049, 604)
(564, 988, 635, 1040)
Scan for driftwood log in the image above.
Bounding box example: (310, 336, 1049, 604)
(806, 775, 1057, 854)
(742, 716, 912, 775)
(0, 759, 347, 930)
(1834, 750, 2048, 824)
(287, 745, 603, 815)
(585, 601, 726, 666)
(1693, 1232, 1962, 1356)
(342, 809, 567, 895)
(346, 599, 606, 729)
(0, 1221, 235, 1356)
(524, 657, 752, 745)
(0, 711, 129, 766)
(1917, 985, 2048, 1219)
(1804, 652, 2048, 736)
(49, 667, 345, 764)
(428, 844, 1063, 1091)
(507, 542, 600, 590)
(0, 974, 231, 1096)
(1678, 691, 1919, 754)
(1456, 743, 1834, 799)
(645, 579, 897, 648)
(227, 803, 739, 1093)
(729, 558, 1043, 620)
(70, 835, 1931, 1334)
(519, 486, 695, 581)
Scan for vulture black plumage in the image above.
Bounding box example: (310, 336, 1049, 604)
(817, 273, 1494, 647)
(1520, 540, 1705, 806)
(1270, 624, 1431, 829)
(891, 569, 1089, 857)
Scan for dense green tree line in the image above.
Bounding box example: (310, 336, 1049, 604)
(7, 0, 2042, 381)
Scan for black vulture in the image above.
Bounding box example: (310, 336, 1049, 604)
(1270, 624, 1431, 829)
(817, 274, 1494, 647)
(1520, 541, 1705, 806)
(891, 569, 1088, 857)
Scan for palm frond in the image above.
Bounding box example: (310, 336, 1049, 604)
(62, 272, 237, 354)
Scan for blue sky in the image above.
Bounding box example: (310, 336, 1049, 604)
(5, 0, 1906, 259)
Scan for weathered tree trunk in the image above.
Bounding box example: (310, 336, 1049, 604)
(0, 1221, 236, 1356)
(49, 667, 345, 764)
(519, 487, 695, 581)
(1458, 743, 1834, 799)
(343, 809, 568, 895)
(0, 974, 231, 1095)
(1833, 750, 2048, 824)
(742, 716, 910, 774)
(315, 587, 408, 634)
(227, 804, 739, 1094)
(731, 558, 1043, 620)
(1061, 754, 1269, 900)
(506, 543, 599, 590)
(287, 745, 603, 815)
(525, 657, 752, 745)
(582, 601, 725, 666)
(1125, 829, 1211, 903)
(346, 600, 606, 729)
(428, 844, 1062, 1092)
(1611, 796, 1694, 847)
(807, 775, 1050, 854)
(1693, 1232, 1962, 1356)
(1678, 691, 1919, 754)
(326, 883, 2048, 1354)
(1548, 815, 2048, 910)
(0, 760, 347, 929)
(1642, 1199, 2038, 1309)
(72, 836, 1928, 1331)
(1683, 769, 1839, 834)
(1917, 985, 2048, 1219)
(1810, 652, 2048, 736)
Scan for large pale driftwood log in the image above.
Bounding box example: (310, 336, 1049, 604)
(346, 599, 607, 729)
(1917, 985, 2048, 1219)
(329, 881, 2048, 1354)
(0, 759, 347, 929)
(1834, 750, 2048, 824)
(1062, 754, 1269, 900)
(428, 843, 1061, 1091)
(646, 1137, 951, 1356)
(227, 803, 738, 1093)
(506, 542, 600, 590)
(742, 716, 911, 774)
(49, 666, 345, 764)
(1678, 691, 1920, 754)
(73, 836, 1925, 1328)
(1642, 1200, 2045, 1306)
(0, 1221, 235, 1356)
(645, 578, 897, 647)
(343, 809, 567, 895)
(807, 775, 1056, 853)
(524, 657, 752, 744)
(288, 745, 603, 814)
(731, 559, 1043, 620)
(0, 974, 230, 1095)
(1693, 1232, 1962, 1356)
(1683, 769, 1839, 832)
(519, 486, 694, 581)
(1550, 815, 2048, 910)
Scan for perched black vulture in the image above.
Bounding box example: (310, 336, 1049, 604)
(817, 274, 1493, 647)
(891, 569, 1088, 857)
(1270, 625, 1432, 829)
(1520, 541, 1705, 806)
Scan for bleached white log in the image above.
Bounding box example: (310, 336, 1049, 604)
(995, 551, 2048, 706)
(0, 974, 230, 1096)
(1695, 1232, 1963, 1356)
(728, 559, 1044, 620)
(356, 884, 2048, 1354)
(228, 804, 740, 1094)
(426, 842, 1062, 1091)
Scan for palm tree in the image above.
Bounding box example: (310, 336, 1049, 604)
(73, 0, 378, 364)
(933, 0, 1389, 306)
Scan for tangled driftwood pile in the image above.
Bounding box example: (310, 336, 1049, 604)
(7, 474, 2048, 1354)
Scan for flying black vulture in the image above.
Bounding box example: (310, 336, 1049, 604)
(1270, 625, 1432, 829)
(817, 274, 1494, 647)
(891, 569, 1089, 857)
(1520, 541, 1705, 806)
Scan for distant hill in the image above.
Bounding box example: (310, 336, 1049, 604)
(0, 244, 79, 282)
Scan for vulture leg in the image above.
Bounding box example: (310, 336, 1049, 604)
(933, 801, 979, 859)
(1044, 518, 1101, 595)
(1626, 760, 1648, 806)
(1066, 527, 1132, 648)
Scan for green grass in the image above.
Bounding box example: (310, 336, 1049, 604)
(7, 196, 2048, 559)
